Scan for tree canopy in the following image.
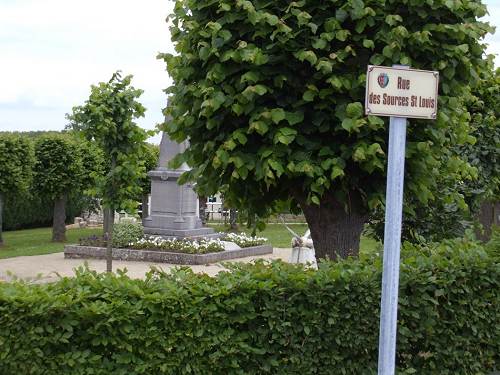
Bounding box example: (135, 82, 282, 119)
(33, 134, 84, 241)
(67, 72, 150, 212)
(0, 134, 34, 245)
(160, 0, 493, 259)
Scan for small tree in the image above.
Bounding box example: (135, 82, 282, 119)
(0, 134, 34, 246)
(67, 71, 150, 272)
(33, 135, 84, 242)
(161, 0, 493, 259)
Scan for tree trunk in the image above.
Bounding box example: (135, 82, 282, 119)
(0, 193, 4, 247)
(475, 200, 500, 242)
(294, 190, 368, 260)
(229, 208, 238, 231)
(103, 205, 110, 233)
(105, 206, 114, 273)
(141, 194, 149, 219)
(199, 196, 207, 225)
(52, 194, 67, 242)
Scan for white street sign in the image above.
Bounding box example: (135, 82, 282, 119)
(365, 65, 439, 119)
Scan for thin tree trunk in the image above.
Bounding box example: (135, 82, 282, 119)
(294, 190, 368, 260)
(141, 194, 149, 219)
(199, 196, 207, 225)
(230, 208, 238, 231)
(52, 194, 67, 242)
(103, 206, 110, 233)
(105, 155, 117, 273)
(475, 200, 500, 242)
(0, 193, 4, 247)
(105, 206, 114, 273)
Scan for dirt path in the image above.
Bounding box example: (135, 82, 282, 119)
(0, 248, 291, 283)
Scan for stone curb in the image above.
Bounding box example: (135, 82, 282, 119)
(64, 244, 273, 265)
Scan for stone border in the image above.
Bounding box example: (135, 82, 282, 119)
(64, 244, 273, 265)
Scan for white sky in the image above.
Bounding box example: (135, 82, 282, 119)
(0, 0, 499, 144)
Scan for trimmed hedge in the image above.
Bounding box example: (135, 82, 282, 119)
(0, 240, 498, 374)
(2, 192, 91, 231)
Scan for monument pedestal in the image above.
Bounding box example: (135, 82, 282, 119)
(142, 132, 216, 239)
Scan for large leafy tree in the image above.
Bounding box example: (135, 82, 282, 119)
(161, 0, 492, 259)
(67, 71, 150, 271)
(33, 135, 84, 242)
(0, 135, 34, 246)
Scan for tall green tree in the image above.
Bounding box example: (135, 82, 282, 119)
(67, 71, 150, 272)
(0, 135, 34, 246)
(160, 0, 493, 259)
(33, 135, 84, 242)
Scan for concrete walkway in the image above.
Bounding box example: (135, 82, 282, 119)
(0, 248, 291, 283)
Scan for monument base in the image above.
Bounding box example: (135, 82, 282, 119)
(143, 226, 219, 239)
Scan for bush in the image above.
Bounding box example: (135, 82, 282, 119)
(112, 221, 144, 248)
(0, 239, 498, 374)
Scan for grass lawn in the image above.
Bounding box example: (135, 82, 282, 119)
(0, 227, 103, 259)
(0, 223, 380, 259)
(209, 223, 380, 252)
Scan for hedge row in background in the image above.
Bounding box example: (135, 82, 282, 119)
(0, 237, 498, 374)
(0, 131, 159, 232)
(2, 192, 93, 231)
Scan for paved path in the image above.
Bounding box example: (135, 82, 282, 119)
(0, 248, 291, 283)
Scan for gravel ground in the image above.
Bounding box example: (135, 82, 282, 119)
(0, 248, 292, 283)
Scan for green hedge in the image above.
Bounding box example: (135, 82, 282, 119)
(0, 240, 498, 374)
(2, 191, 91, 231)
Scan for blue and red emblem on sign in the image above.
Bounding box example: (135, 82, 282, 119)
(377, 73, 389, 88)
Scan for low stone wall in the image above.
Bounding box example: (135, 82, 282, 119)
(64, 244, 273, 265)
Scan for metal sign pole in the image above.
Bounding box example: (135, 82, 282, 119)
(377, 114, 407, 375)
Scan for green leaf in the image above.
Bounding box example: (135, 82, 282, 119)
(295, 50, 318, 65)
(249, 120, 269, 135)
(341, 118, 356, 132)
(285, 111, 304, 125)
(275, 128, 297, 145)
(346, 102, 363, 119)
(336, 30, 350, 41)
(303, 90, 316, 102)
(353, 147, 366, 161)
(331, 166, 344, 179)
(232, 103, 244, 116)
(363, 39, 374, 49)
(312, 38, 327, 50)
(382, 46, 393, 58)
(271, 108, 286, 124)
(316, 60, 333, 74)
(241, 71, 260, 84)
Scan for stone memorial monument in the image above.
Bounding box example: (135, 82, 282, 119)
(142, 131, 216, 238)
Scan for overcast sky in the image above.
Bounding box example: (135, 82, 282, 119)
(0, 0, 499, 144)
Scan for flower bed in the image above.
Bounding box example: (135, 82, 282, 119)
(222, 232, 267, 248)
(129, 236, 224, 254)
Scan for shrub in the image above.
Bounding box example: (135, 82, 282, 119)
(0, 240, 498, 374)
(112, 221, 144, 248)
